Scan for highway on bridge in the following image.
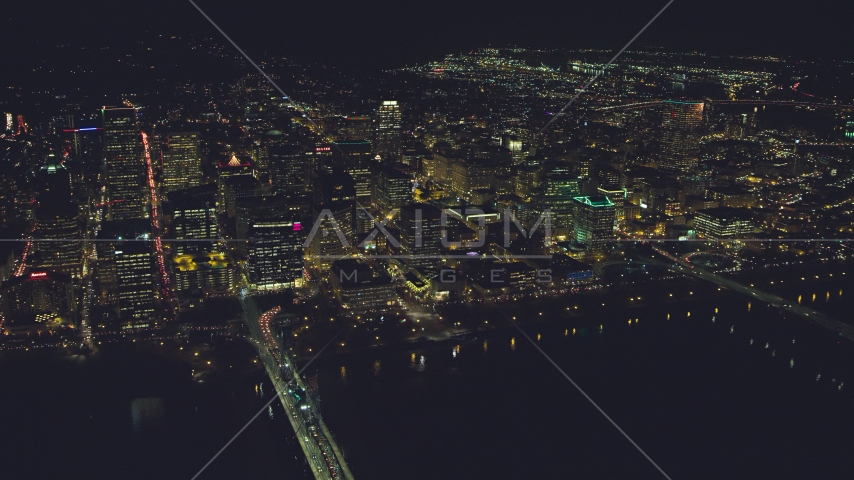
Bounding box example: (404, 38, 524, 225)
(240, 294, 354, 480)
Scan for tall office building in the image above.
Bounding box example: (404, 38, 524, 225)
(247, 218, 305, 291)
(659, 100, 704, 174)
(597, 167, 621, 190)
(397, 203, 443, 270)
(501, 135, 524, 163)
(307, 173, 356, 270)
(450, 158, 498, 202)
(34, 153, 72, 201)
(332, 140, 373, 203)
(373, 165, 413, 216)
(376, 100, 402, 161)
(167, 184, 218, 256)
(31, 153, 82, 279)
(167, 185, 230, 297)
(571, 195, 616, 251)
(216, 154, 257, 216)
(542, 173, 582, 232)
(235, 194, 310, 245)
(31, 203, 83, 279)
(269, 145, 308, 194)
(114, 242, 156, 328)
(94, 220, 151, 308)
(221, 176, 262, 220)
(102, 107, 147, 219)
(159, 131, 202, 193)
(340, 116, 372, 141)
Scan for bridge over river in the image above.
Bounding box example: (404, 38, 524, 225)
(241, 295, 354, 480)
(644, 248, 854, 340)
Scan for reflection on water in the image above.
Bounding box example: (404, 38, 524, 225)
(313, 281, 854, 479)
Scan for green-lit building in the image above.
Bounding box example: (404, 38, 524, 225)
(571, 195, 616, 250)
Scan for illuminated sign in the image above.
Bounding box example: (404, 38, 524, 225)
(293, 222, 302, 231)
(29, 272, 48, 278)
(315, 147, 331, 152)
(62, 127, 102, 133)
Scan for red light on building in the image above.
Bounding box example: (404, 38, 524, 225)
(29, 272, 48, 279)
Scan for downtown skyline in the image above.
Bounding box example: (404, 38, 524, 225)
(2, 2, 854, 479)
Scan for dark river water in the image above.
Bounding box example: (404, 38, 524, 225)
(0, 339, 310, 480)
(311, 274, 854, 480)
(2, 269, 854, 479)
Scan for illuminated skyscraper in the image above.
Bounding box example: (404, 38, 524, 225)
(32, 203, 83, 280)
(542, 173, 581, 233)
(340, 116, 372, 141)
(376, 100, 402, 161)
(159, 131, 202, 193)
(221, 176, 262, 220)
(269, 145, 308, 194)
(397, 203, 443, 270)
(167, 185, 218, 256)
(373, 165, 413, 216)
(216, 154, 257, 216)
(659, 100, 704, 174)
(95, 219, 157, 328)
(307, 173, 356, 270)
(571, 195, 616, 250)
(102, 107, 147, 219)
(94, 220, 151, 308)
(332, 140, 373, 203)
(114, 242, 156, 328)
(247, 218, 305, 291)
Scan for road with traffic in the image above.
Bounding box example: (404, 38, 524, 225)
(240, 294, 354, 480)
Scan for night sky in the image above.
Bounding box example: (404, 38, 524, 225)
(4, 0, 853, 71)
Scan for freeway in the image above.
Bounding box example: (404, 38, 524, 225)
(240, 295, 354, 480)
(644, 250, 854, 340)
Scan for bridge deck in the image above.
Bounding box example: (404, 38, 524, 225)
(644, 250, 854, 340)
(241, 296, 355, 480)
